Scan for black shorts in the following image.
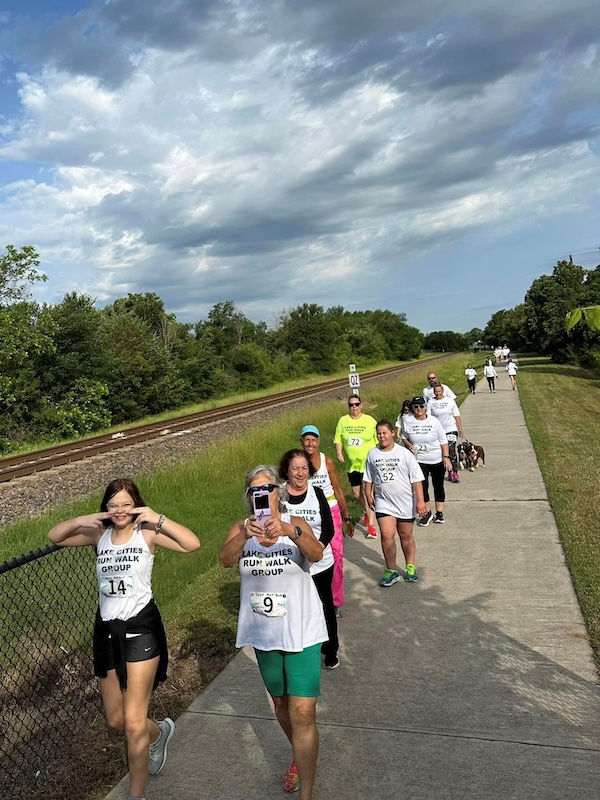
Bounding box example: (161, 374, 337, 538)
(376, 513, 415, 523)
(347, 471, 364, 487)
(106, 632, 160, 670)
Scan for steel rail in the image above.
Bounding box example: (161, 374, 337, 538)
(0, 356, 450, 483)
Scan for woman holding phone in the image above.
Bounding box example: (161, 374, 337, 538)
(48, 478, 200, 800)
(219, 465, 326, 800)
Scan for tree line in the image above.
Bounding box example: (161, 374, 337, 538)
(0, 246, 427, 451)
(482, 259, 600, 367)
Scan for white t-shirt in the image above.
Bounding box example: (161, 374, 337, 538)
(96, 525, 154, 622)
(483, 365, 497, 377)
(363, 444, 424, 519)
(235, 513, 327, 652)
(402, 415, 447, 465)
(507, 362, 518, 375)
(395, 412, 414, 437)
(465, 368, 477, 380)
(423, 383, 456, 402)
(427, 397, 461, 434)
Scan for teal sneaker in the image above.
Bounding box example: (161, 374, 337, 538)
(379, 569, 401, 587)
(404, 564, 419, 583)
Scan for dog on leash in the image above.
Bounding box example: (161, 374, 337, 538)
(458, 442, 486, 471)
(457, 442, 472, 470)
(469, 444, 486, 469)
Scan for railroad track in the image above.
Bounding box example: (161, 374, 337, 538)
(0, 356, 450, 483)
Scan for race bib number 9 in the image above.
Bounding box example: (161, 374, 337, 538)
(100, 576, 135, 597)
(347, 437, 363, 447)
(250, 592, 288, 617)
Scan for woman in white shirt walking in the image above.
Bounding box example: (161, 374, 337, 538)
(465, 364, 478, 394)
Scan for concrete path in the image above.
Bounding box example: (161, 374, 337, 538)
(105, 368, 600, 800)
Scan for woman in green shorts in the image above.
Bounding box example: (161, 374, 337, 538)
(219, 464, 326, 800)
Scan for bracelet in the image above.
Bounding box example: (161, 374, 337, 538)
(155, 514, 166, 532)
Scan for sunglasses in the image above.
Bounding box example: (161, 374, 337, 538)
(412, 404, 426, 409)
(246, 483, 278, 496)
(348, 402, 361, 407)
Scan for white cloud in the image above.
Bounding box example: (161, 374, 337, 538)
(0, 0, 598, 331)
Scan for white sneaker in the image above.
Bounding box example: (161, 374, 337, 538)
(148, 717, 175, 775)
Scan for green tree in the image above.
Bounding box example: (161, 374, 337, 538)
(0, 245, 47, 305)
(0, 301, 56, 439)
(278, 304, 344, 373)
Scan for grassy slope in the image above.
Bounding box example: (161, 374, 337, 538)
(517, 356, 600, 671)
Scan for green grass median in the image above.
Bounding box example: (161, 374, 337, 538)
(517, 355, 600, 673)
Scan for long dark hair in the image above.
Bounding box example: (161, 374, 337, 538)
(100, 478, 145, 526)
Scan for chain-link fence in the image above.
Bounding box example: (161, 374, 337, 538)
(0, 545, 103, 800)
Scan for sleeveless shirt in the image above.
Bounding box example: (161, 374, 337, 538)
(283, 483, 335, 576)
(235, 513, 327, 651)
(309, 453, 337, 505)
(96, 525, 154, 621)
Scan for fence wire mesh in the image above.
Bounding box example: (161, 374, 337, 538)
(0, 545, 103, 799)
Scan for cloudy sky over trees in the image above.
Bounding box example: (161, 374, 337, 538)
(0, 0, 599, 331)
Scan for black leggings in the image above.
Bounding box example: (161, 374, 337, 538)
(486, 376, 495, 391)
(467, 378, 476, 393)
(447, 434, 458, 473)
(312, 565, 338, 660)
(420, 461, 446, 504)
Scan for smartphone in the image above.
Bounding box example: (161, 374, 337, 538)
(252, 490, 272, 524)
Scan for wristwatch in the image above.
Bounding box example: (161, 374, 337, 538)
(293, 525, 303, 541)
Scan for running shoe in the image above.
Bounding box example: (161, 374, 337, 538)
(433, 511, 445, 524)
(283, 761, 299, 793)
(404, 564, 419, 582)
(365, 525, 378, 539)
(324, 655, 340, 670)
(449, 472, 460, 483)
(148, 717, 175, 775)
(417, 511, 432, 527)
(379, 569, 401, 587)
(362, 513, 369, 526)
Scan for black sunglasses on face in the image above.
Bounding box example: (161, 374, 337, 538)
(348, 402, 361, 407)
(413, 404, 426, 409)
(246, 483, 278, 496)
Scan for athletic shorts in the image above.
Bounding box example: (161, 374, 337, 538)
(254, 643, 321, 698)
(105, 632, 160, 670)
(347, 471, 364, 487)
(376, 513, 415, 523)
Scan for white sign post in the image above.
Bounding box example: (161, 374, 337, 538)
(348, 372, 360, 392)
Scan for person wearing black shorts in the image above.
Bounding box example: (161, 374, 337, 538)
(48, 478, 200, 800)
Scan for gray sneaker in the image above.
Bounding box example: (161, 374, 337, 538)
(148, 717, 175, 775)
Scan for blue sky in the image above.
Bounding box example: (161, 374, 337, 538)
(1, 0, 599, 334)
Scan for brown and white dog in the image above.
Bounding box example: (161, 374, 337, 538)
(469, 444, 486, 470)
(458, 442, 486, 471)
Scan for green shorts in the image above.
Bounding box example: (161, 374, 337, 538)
(254, 643, 322, 698)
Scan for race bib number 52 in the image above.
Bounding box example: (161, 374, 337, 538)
(250, 592, 288, 617)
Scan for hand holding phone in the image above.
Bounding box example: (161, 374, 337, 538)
(252, 490, 272, 525)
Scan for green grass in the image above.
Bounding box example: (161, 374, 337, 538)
(517, 355, 600, 672)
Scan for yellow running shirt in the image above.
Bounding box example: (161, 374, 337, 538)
(333, 414, 378, 473)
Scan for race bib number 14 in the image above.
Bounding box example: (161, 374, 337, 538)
(100, 576, 135, 597)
